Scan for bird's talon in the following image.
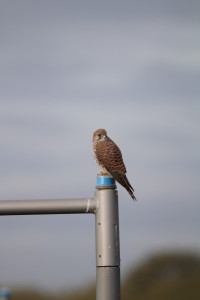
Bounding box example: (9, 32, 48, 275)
(98, 171, 108, 176)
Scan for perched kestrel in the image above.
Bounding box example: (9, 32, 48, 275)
(93, 128, 136, 200)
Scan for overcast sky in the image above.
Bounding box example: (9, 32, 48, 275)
(0, 0, 200, 292)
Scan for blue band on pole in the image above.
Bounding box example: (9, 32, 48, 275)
(96, 175, 116, 189)
(0, 290, 11, 298)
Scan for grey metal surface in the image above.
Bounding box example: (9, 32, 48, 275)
(95, 189, 120, 266)
(96, 267, 120, 300)
(0, 198, 96, 215)
(95, 187, 120, 300)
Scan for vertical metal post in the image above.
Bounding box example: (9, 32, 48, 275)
(95, 175, 120, 300)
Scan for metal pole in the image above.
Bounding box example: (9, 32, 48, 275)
(95, 175, 120, 300)
(0, 198, 96, 215)
(0, 176, 121, 300)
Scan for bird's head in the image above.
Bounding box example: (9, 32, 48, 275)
(93, 128, 108, 142)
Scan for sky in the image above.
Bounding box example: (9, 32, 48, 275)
(0, 0, 200, 292)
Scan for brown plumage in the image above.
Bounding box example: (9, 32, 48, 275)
(93, 128, 136, 201)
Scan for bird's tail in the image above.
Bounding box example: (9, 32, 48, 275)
(119, 174, 136, 201)
(108, 170, 136, 201)
(126, 187, 136, 200)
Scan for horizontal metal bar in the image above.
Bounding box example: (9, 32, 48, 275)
(0, 198, 96, 215)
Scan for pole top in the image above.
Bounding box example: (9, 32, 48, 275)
(96, 174, 116, 190)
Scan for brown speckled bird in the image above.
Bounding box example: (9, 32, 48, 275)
(93, 128, 136, 200)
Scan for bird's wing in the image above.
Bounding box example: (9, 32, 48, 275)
(107, 169, 134, 192)
(95, 138, 127, 174)
(95, 137, 136, 201)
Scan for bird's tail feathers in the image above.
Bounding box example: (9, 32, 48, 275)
(107, 169, 136, 201)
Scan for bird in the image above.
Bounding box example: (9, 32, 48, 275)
(93, 128, 136, 200)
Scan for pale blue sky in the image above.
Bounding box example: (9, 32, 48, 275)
(0, 0, 200, 291)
